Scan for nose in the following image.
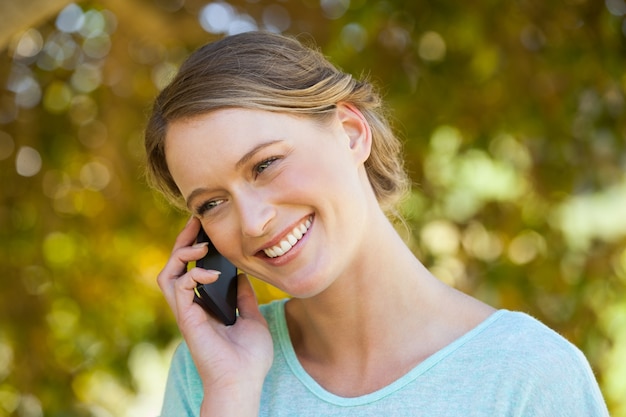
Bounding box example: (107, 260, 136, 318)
(235, 188, 276, 238)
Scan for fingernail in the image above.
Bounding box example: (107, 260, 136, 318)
(206, 270, 221, 275)
(192, 242, 208, 249)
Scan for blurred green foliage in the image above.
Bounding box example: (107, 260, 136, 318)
(1, 0, 625, 415)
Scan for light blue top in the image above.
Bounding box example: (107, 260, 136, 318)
(161, 299, 609, 416)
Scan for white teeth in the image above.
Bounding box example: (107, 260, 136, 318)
(263, 217, 312, 258)
(280, 240, 291, 252)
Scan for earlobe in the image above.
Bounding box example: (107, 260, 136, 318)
(337, 103, 372, 164)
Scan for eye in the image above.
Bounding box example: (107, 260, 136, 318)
(254, 157, 279, 176)
(196, 198, 225, 216)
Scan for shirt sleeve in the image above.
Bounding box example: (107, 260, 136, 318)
(159, 342, 204, 417)
(525, 348, 609, 417)
(509, 326, 609, 417)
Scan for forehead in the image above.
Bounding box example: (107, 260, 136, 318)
(164, 108, 328, 158)
(167, 108, 304, 144)
(163, 108, 320, 191)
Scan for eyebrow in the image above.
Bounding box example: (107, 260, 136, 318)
(235, 139, 282, 169)
(185, 139, 283, 209)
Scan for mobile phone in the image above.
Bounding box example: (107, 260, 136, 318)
(192, 228, 238, 325)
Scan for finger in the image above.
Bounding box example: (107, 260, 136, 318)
(174, 267, 221, 297)
(158, 246, 217, 314)
(171, 268, 221, 328)
(157, 243, 209, 290)
(235, 274, 263, 321)
(172, 216, 202, 252)
(169, 268, 221, 313)
(156, 217, 204, 288)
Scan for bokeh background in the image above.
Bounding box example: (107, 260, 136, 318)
(1, 0, 625, 415)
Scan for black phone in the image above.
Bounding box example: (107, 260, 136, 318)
(192, 228, 238, 325)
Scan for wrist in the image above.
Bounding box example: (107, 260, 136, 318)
(200, 380, 263, 417)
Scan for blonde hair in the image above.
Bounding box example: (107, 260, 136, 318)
(145, 31, 409, 214)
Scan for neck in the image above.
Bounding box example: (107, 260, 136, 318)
(283, 211, 494, 396)
(286, 212, 439, 362)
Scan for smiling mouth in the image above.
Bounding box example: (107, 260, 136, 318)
(263, 216, 313, 258)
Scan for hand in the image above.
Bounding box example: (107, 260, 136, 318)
(157, 217, 273, 413)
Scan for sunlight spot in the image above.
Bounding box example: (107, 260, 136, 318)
(431, 256, 466, 287)
(421, 220, 460, 255)
(14, 29, 44, 59)
(56, 3, 85, 33)
(71, 63, 102, 92)
(125, 342, 176, 416)
(430, 125, 462, 156)
(47, 298, 81, 338)
(78, 10, 106, 38)
(489, 133, 532, 171)
(341, 23, 368, 51)
(0, 385, 20, 415)
(456, 149, 525, 201)
(520, 25, 546, 52)
(321, 0, 350, 20)
(43, 232, 76, 266)
(462, 222, 503, 261)
(379, 26, 410, 53)
(151, 62, 178, 91)
(199, 2, 236, 33)
(40, 32, 79, 70)
(15, 146, 42, 177)
(21, 265, 52, 295)
(551, 178, 626, 249)
(80, 161, 111, 191)
(43, 81, 72, 113)
(42, 169, 71, 199)
(78, 120, 108, 148)
(606, 0, 626, 16)
(227, 14, 258, 35)
(11, 75, 41, 108)
(508, 230, 546, 265)
(69, 95, 98, 125)
(0, 131, 14, 160)
(72, 370, 132, 416)
(83, 35, 111, 59)
(418, 31, 446, 62)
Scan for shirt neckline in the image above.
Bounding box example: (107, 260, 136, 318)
(269, 299, 507, 407)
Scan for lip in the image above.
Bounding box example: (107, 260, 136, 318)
(256, 214, 314, 264)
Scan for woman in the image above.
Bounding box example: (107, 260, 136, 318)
(145, 31, 608, 416)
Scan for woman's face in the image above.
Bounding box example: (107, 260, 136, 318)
(165, 106, 374, 297)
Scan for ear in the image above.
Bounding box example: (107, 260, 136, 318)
(336, 102, 372, 165)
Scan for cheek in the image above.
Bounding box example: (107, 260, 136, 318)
(285, 150, 349, 188)
(201, 217, 240, 259)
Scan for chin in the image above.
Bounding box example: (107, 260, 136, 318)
(271, 274, 333, 300)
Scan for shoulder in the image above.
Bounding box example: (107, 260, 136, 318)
(443, 310, 594, 386)
(464, 310, 609, 415)
(469, 310, 589, 377)
(482, 311, 587, 365)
